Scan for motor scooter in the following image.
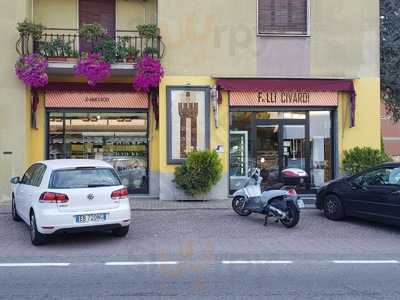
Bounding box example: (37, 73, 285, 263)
(232, 168, 306, 228)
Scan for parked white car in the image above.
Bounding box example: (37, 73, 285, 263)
(10, 159, 131, 245)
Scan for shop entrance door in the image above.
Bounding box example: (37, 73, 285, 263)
(255, 120, 309, 188)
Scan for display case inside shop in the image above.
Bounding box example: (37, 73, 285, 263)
(229, 131, 248, 192)
(48, 112, 149, 194)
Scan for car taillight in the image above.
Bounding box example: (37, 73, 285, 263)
(111, 187, 128, 200)
(287, 188, 297, 197)
(39, 192, 69, 203)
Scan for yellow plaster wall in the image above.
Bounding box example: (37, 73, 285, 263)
(27, 93, 46, 165)
(33, 0, 77, 29)
(0, 0, 31, 202)
(117, 0, 157, 31)
(310, 0, 379, 78)
(158, 0, 257, 76)
(158, 76, 229, 174)
(337, 77, 381, 167)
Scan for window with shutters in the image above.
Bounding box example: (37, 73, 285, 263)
(257, 0, 309, 35)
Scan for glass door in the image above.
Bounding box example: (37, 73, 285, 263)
(282, 125, 306, 170)
(256, 125, 280, 187)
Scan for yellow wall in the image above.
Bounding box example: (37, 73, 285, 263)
(310, 0, 380, 78)
(117, 0, 157, 31)
(158, 0, 257, 76)
(158, 76, 229, 173)
(337, 77, 381, 167)
(33, 0, 77, 29)
(0, 0, 31, 202)
(27, 93, 46, 165)
(33, 0, 157, 31)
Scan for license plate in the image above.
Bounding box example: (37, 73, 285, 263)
(297, 199, 305, 209)
(75, 213, 109, 224)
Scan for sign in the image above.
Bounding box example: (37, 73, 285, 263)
(230, 91, 338, 107)
(45, 91, 148, 109)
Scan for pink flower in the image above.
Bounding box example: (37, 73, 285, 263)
(133, 55, 164, 92)
(74, 53, 111, 87)
(15, 54, 48, 88)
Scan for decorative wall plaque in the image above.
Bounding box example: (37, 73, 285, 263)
(167, 86, 210, 164)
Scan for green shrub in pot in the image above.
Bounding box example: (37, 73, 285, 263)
(79, 23, 106, 48)
(93, 36, 118, 63)
(17, 19, 45, 39)
(143, 46, 159, 57)
(136, 24, 159, 39)
(174, 150, 223, 196)
(342, 146, 392, 175)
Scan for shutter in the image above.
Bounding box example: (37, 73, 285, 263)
(79, 0, 116, 52)
(258, 0, 308, 35)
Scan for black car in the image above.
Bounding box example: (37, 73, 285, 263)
(316, 163, 400, 225)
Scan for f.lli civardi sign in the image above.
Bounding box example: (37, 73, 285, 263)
(230, 91, 338, 107)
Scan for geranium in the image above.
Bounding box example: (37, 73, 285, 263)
(15, 54, 48, 88)
(74, 53, 111, 87)
(133, 55, 164, 92)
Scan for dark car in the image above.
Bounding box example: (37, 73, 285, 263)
(316, 163, 400, 225)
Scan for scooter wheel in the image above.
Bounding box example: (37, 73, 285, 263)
(280, 204, 300, 228)
(232, 196, 252, 216)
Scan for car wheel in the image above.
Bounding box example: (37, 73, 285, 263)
(30, 212, 48, 246)
(323, 194, 345, 221)
(11, 196, 22, 222)
(112, 226, 130, 237)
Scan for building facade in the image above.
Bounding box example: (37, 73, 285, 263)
(0, 0, 380, 202)
(382, 104, 400, 161)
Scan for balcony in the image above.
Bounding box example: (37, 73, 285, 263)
(16, 28, 165, 75)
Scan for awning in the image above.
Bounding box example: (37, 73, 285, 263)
(45, 90, 148, 109)
(45, 83, 148, 109)
(216, 79, 355, 92)
(217, 78, 356, 127)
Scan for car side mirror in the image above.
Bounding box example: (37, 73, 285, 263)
(10, 177, 20, 184)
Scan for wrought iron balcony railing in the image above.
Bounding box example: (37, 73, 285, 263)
(16, 28, 165, 64)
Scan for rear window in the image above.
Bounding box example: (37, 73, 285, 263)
(49, 167, 121, 189)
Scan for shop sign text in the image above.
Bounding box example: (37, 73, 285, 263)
(257, 92, 310, 105)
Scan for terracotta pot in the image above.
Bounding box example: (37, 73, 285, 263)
(48, 56, 67, 62)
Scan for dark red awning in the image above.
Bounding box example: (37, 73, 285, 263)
(216, 79, 354, 92)
(217, 78, 356, 127)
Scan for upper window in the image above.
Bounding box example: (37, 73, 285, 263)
(258, 0, 309, 35)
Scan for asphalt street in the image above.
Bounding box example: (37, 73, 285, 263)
(1, 209, 400, 299)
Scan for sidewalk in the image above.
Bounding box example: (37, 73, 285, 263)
(0, 195, 316, 213)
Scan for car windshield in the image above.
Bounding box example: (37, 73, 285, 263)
(49, 167, 121, 189)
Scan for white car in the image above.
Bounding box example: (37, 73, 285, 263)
(10, 159, 131, 245)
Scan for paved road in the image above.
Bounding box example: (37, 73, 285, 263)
(1, 209, 400, 299)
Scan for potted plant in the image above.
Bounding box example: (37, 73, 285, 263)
(93, 36, 118, 63)
(66, 49, 80, 64)
(133, 55, 164, 127)
(174, 150, 223, 199)
(15, 54, 48, 88)
(74, 53, 111, 86)
(127, 47, 139, 63)
(79, 23, 106, 50)
(143, 46, 159, 57)
(17, 19, 45, 39)
(136, 24, 159, 39)
(38, 37, 74, 62)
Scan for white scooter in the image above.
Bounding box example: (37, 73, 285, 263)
(232, 168, 306, 228)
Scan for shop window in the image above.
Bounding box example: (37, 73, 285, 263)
(309, 111, 333, 187)
(258, 0, 309, 35)
(229, 112, 254, 194)
(48, 112, 149, 194)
